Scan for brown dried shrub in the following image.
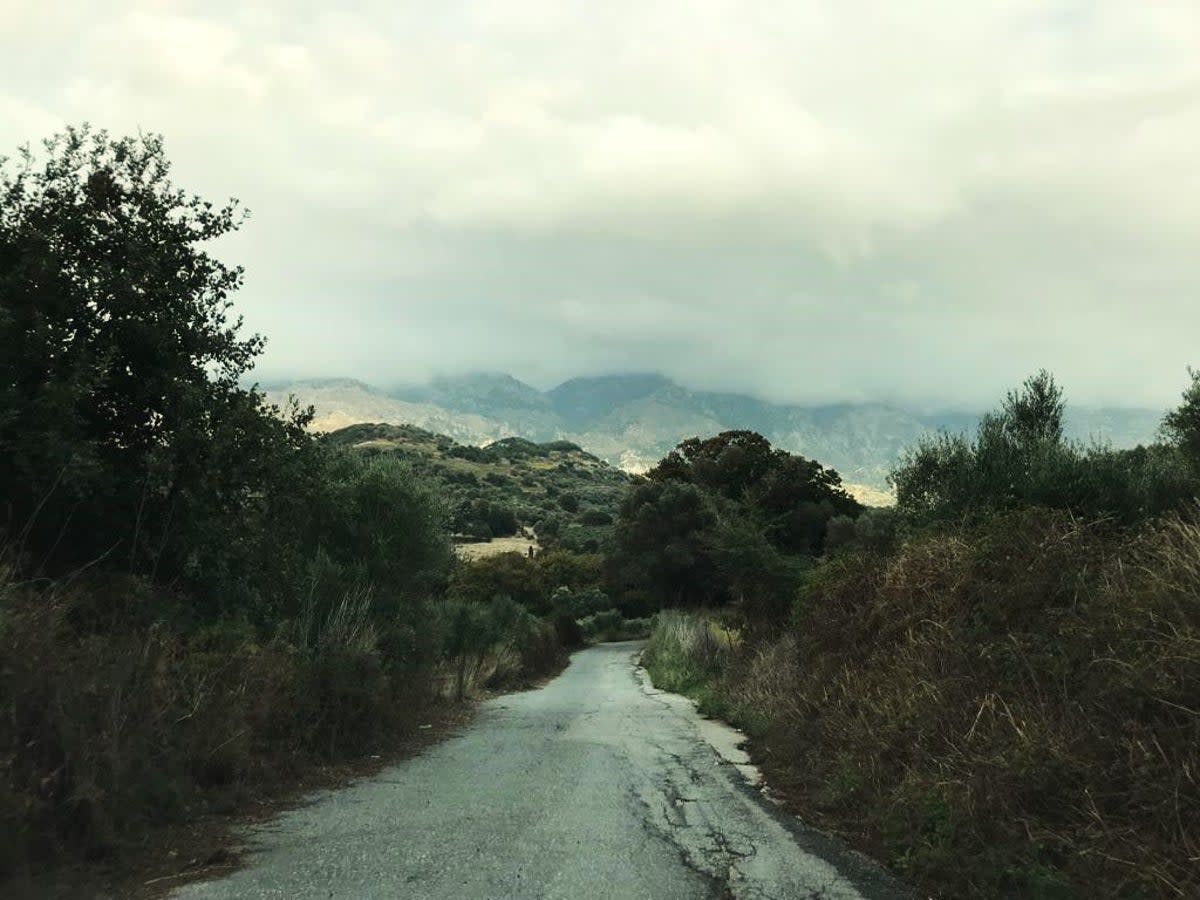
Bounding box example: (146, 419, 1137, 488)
(701, 508, 1198, 897)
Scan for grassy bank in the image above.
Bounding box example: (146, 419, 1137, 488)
(643, 508, 1200, 898)
(0, 567, 565, 882)
(0, 128, 586, 885)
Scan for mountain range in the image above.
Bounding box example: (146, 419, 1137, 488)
(261, 373, 1166, 496)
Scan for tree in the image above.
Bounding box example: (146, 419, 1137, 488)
(0, 125, 307, 582)
(609, 480, 720, 609)
(703, 507, 808, 625)
(648, 431, 861, 553)
(648, 431, 777, 500)
(892, 369, 1199, 524)
(611, 432, 862, 613)
(891, 431, 974, 518)
(749, 452, 861, 553)
(1002, 369, 1065, 446)
(1162, 367, 1200, 465)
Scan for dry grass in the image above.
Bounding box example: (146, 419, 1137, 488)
(659, 508, 1200, 898)
(0, 560, 568, 890)
(455, 535, 539, 560)
(0, 573, 437, 882)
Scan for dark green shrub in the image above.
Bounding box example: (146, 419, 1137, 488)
(823, 515, 858, 552)
(892, 370, 1200, 525)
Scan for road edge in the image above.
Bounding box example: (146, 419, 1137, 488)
(632, 649, 915, 900)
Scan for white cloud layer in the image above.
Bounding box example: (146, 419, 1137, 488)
(3, 0, 1199, 408)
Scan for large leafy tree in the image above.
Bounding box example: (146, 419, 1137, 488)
(648, 431, 777, 500)
(1162, 367, 1200, 466)
(0, 126, 307, 585)
(649, 430, 861, 552)
(609, 480, 721, 610)
(611, 432, 860, 614)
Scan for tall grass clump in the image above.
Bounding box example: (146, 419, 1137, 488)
(642, 610, 735, 696)
(0, 572, 419, 877)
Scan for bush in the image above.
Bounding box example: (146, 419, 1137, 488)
(0, 571, 439, 878)
(435, 595, 565, 699)
(579, 609, 621, 640)
(823, 515, 858, 552)
(449, 553, 546, 613)
(892, 370, 1199, 525)
(549, 585, 610, 619)
(453, 499, 519, 539)
(538, 549, 603, 593)
(577, 609, 653, 643)
(678, 509, 1200, 898)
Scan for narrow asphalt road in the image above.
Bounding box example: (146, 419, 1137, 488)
(175, 642, 906, 900)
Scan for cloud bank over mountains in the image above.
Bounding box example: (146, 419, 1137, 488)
(3, 1, 1199, 408)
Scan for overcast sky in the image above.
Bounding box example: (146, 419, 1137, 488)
(3, 1, 1198, 409)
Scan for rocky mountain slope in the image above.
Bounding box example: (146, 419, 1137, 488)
(263, 374, 1165, 492)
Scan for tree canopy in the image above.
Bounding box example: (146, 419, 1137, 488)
(0, 126, 313, 583)
(0, 127, 456, 625)
(891, 369, 1200, 524)
(609, 431, 860, 617)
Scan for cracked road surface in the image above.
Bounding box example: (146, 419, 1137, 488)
(175, 642, 906, 900)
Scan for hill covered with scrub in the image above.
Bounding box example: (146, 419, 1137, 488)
(324, 423, 632, 552)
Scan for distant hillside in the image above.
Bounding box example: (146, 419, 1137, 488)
(266, 374, 1166, 491)
(327, 423, 631, 553)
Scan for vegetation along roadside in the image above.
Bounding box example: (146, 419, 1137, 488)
(635, 372, 1200, 899)
(5, 122, 1195, 900)
(0, 127, 624, 893)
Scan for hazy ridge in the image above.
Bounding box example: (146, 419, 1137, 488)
(263, 373, 1165, 492)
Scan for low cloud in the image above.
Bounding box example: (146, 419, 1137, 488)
(3, 0, 1198, 408)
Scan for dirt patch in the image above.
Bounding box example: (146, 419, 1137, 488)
(455, 535, 539, 560)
